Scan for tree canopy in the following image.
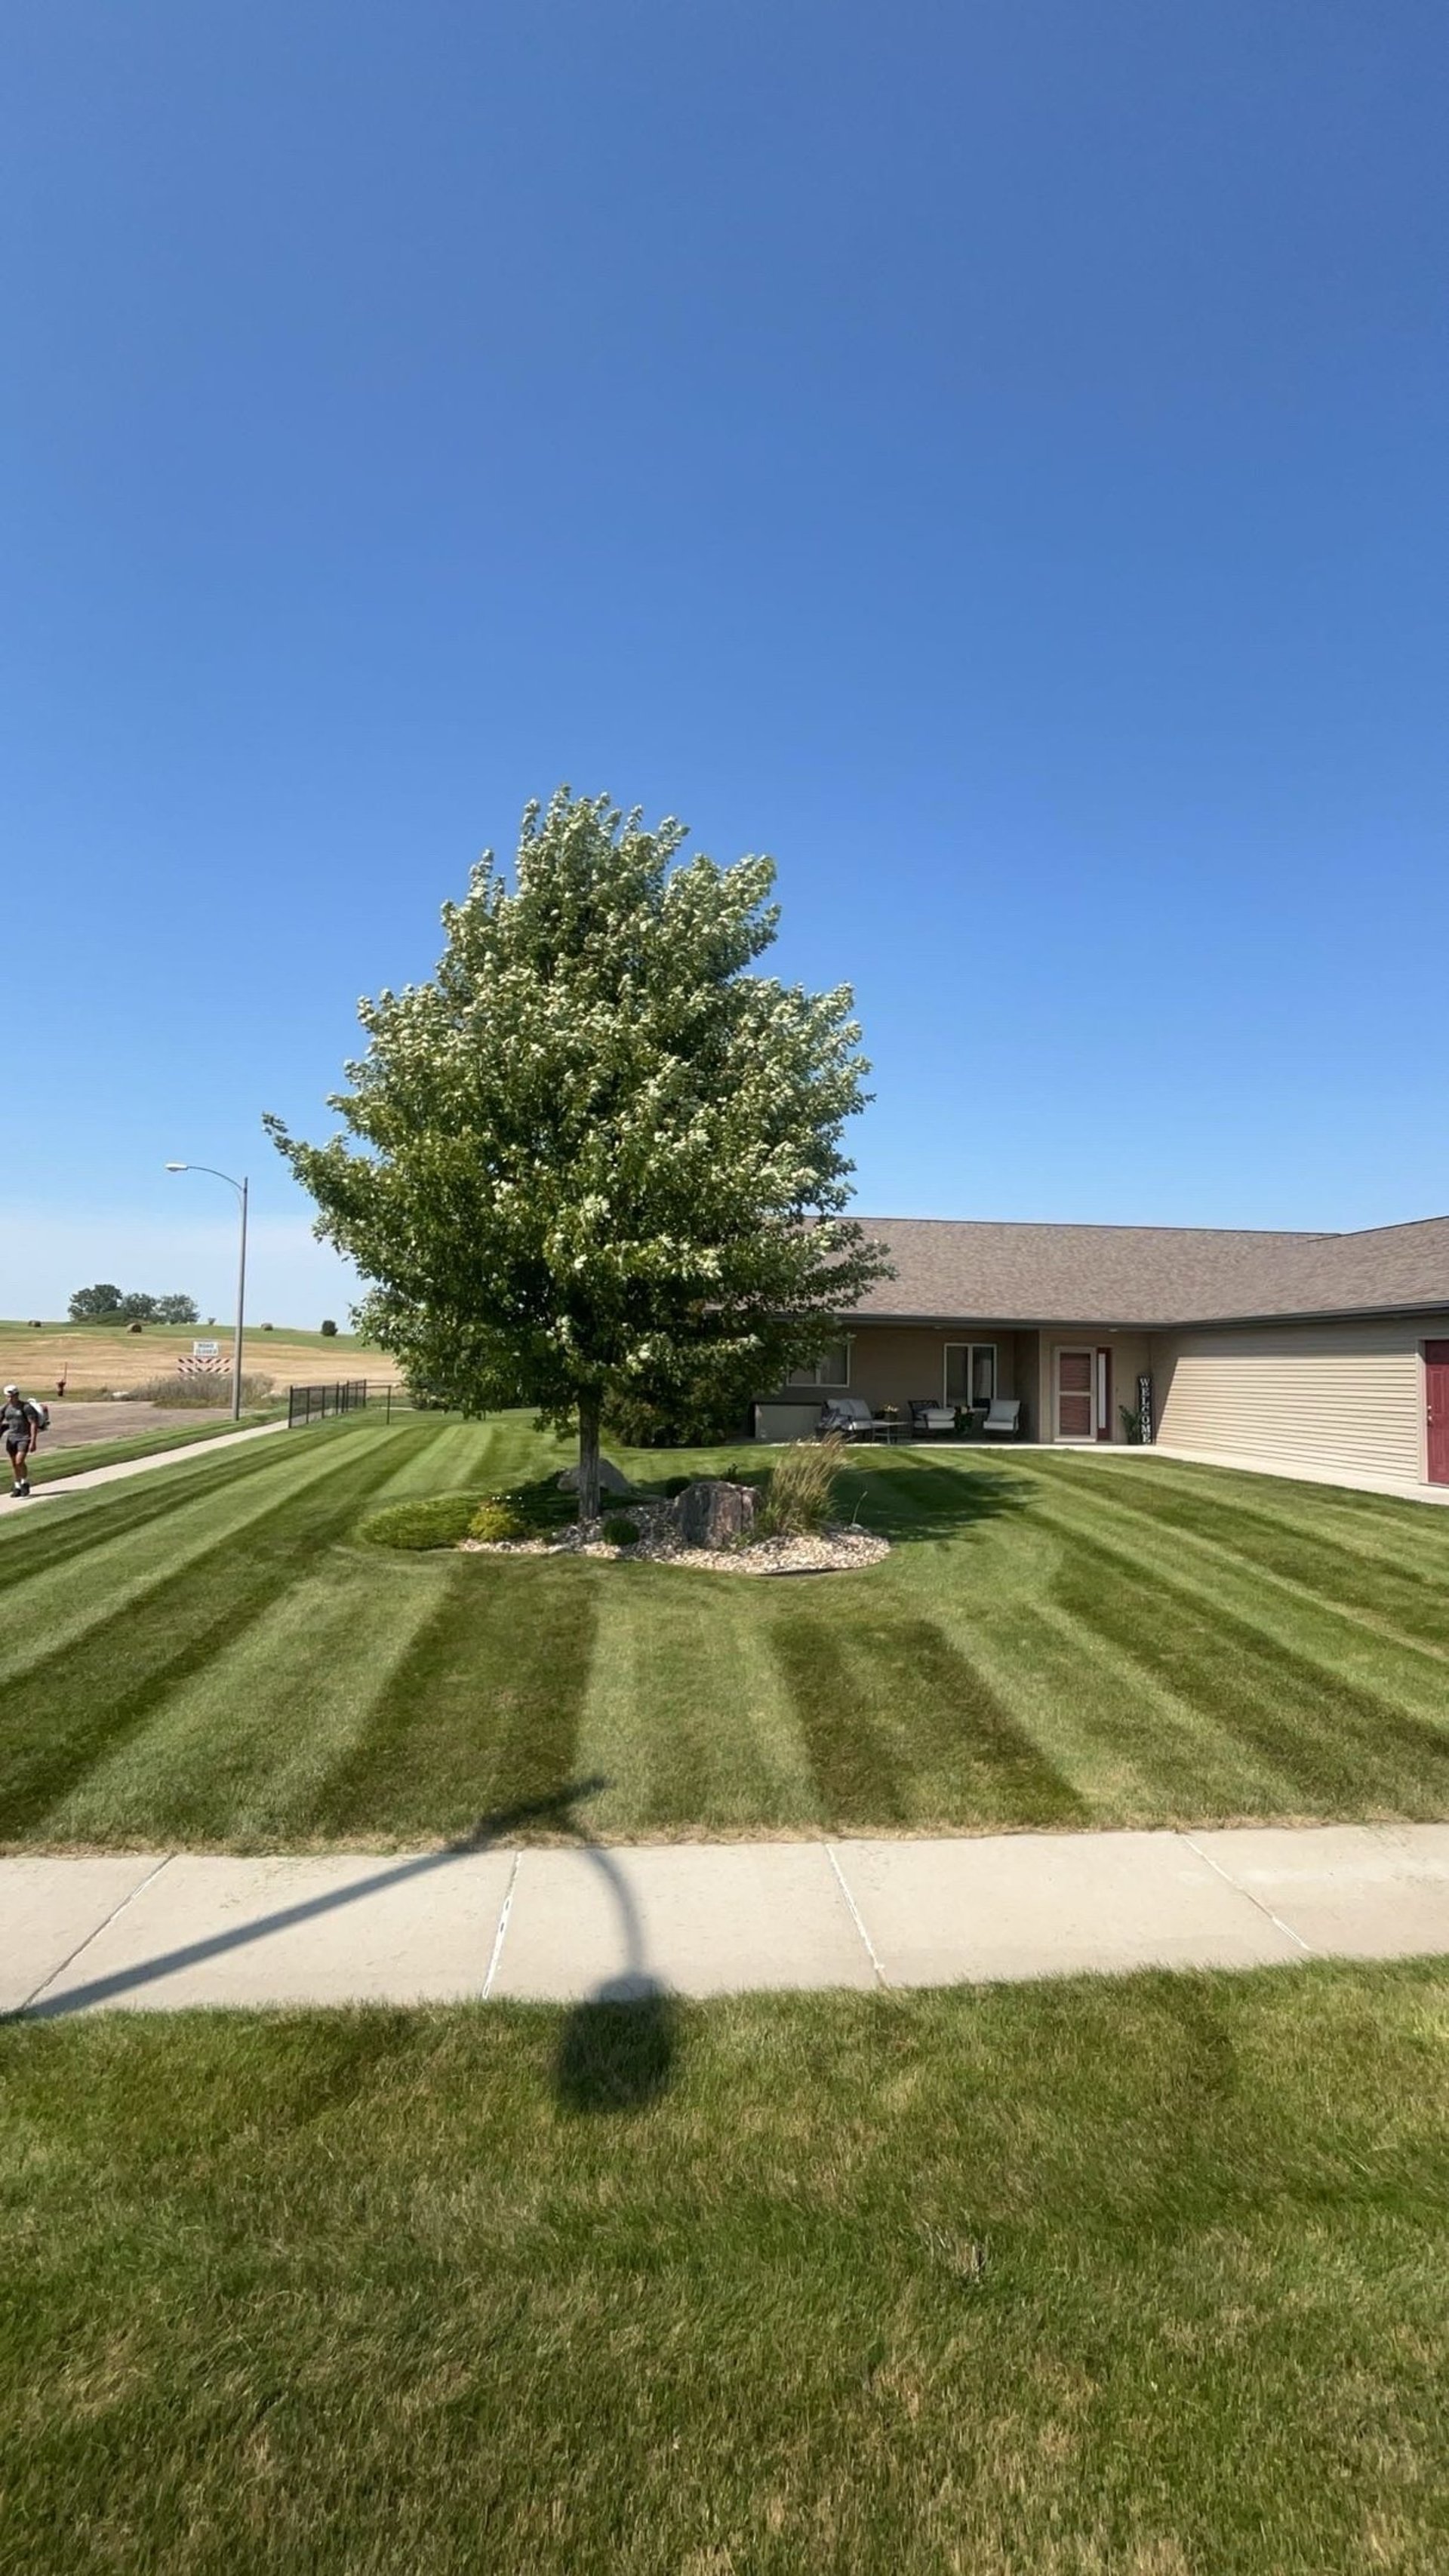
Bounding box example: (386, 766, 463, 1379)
(268, 789, 890, 1514)
(68, 1286, 198, 1324)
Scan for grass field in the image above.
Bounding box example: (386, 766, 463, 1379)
(1, 1961, 1444, 2571)
(3, 1412, 1447, 1851)
(27, 1414, 276, 1485)
(0, 1315, 401, 1396)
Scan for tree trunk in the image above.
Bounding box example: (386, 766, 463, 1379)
(577, 1387, 602, 1524)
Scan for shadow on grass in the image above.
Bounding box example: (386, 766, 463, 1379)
(844, 1451, 1038, 1543)
(554, 1980, 678, 2115)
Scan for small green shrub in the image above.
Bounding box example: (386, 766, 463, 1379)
(757, 1434, 844, 1538)
(358, 1494, 478, 1550)
(468, 1500, 531, 1543)
(662, 1475, 692, 1499)
(601, 1513, 641, 1548)
(320, 1319, 339, 1337)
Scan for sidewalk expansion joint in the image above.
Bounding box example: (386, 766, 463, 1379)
(1179, 1831, 1313, 1956)
(482, 1851, 521, 1999)
(20, 1852, 177, 2013)
(825, 1843, 888, 1987)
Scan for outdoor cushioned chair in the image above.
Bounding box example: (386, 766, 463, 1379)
(981, 1398, 1022, 1439)
(909, 1398, 958, 1436)
(818, 1396, 876, 1439)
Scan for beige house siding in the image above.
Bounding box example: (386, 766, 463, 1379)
(1149, 1315, 1448, 1486)
(844, 1325, 1023, 1414)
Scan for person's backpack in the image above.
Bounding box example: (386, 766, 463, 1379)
(27, 1401, 49, 1433)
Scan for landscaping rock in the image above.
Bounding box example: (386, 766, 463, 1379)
(670, 1479, 758, 1549)
(557, 1457, 632, 1497)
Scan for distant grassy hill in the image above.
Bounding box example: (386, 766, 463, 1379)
(0, 1319, 404, 1396)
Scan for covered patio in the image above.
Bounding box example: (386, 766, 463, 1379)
(754, 1321, 1155, 1446)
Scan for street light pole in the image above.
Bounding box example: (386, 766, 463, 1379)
(165, 1163, 249, 1423)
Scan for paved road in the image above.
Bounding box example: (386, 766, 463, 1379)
(5, 1824, 1447, 2017)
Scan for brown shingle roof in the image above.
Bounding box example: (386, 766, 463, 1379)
(845, 1214, 1449, 1327)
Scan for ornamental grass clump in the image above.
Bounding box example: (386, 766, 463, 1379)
(757, 1435, 844, 1539)
(601, 1513, 641, 1548)
(137, 1372, 275, 1408)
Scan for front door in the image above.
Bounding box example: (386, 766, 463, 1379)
(1055, 1347, 1094, 1440)
(1427, 1342, 1449, 1485)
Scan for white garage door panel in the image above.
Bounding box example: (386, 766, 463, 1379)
(1154, 1320, 1440, 1485)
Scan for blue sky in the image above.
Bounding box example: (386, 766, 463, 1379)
(5, 0, 1446, 1325)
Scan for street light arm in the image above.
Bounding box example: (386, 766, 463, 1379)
(166, 1162, 245, 1197)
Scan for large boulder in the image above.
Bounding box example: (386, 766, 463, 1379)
(557, 1457, 632, 1497)
(670, 1479, 758, 1549)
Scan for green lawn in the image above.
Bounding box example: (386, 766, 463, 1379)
(29, 1412, 275, 1485)
(2, 1413, 1447, 1850)
(1, 1962, 1444, 2572)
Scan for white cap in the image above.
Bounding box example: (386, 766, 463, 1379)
(3, 1384, 17, 1395)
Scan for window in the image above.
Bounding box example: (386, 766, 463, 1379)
(785, 1343, 851, 1390)
(943, 1343, 996, 1408)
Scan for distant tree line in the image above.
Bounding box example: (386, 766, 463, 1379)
(69, 1284, 200, 1325)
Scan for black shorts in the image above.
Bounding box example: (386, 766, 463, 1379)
(5, 1436, 31, 1457)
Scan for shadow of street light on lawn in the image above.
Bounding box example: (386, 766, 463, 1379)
(548, 1839, 679, 2117)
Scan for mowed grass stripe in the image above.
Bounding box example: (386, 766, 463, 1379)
(0, 1426, 324, 1600)
(579, 1563, 819, 1836)
(766, 1582, 1088, 1830)
(1023, 1590, 1313, 1820)
(44, 1556, 448, 1851)
(1036, 1516, 1449, 1816)
(0, 1423, 393, 1657)
(0, 1429, 421, 1837)
(1084, 1452, 1449, 1593)
(2, 1417, 467, 1669)
(873, 1485, 1291, 1824)
(835, 1451, 1246, 1827)
(307, 1556, 598, 1841)
(367, 1414, 574, 1502)
(1029, 1473, 1449, 1735)
(1045, 1453, 1449, 1653)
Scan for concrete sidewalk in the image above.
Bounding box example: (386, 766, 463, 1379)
(26, 1417, 287, 1499)
(5, 1824, 1447, 2017)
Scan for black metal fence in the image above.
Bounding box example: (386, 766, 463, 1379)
(287, 1378, 371, 1429)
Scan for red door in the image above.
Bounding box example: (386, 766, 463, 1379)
(1427, 1343, 1449, 1485)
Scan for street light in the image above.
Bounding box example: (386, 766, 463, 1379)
(165, 1162, 249, 1421)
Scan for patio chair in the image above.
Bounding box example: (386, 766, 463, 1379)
(818, 1396, 877, 1439)
(980, 1398, 1021, 1439)
(909, 1398, 958, 1437)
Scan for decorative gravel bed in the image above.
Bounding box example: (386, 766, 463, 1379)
(458, 1497, 888, 1575)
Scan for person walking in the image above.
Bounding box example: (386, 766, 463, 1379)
(2, 1384, 42, 1497)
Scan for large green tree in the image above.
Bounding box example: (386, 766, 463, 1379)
(267, 791, 891, 1517)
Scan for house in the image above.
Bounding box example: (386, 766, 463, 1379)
(754, 1214, 1449, 1501)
